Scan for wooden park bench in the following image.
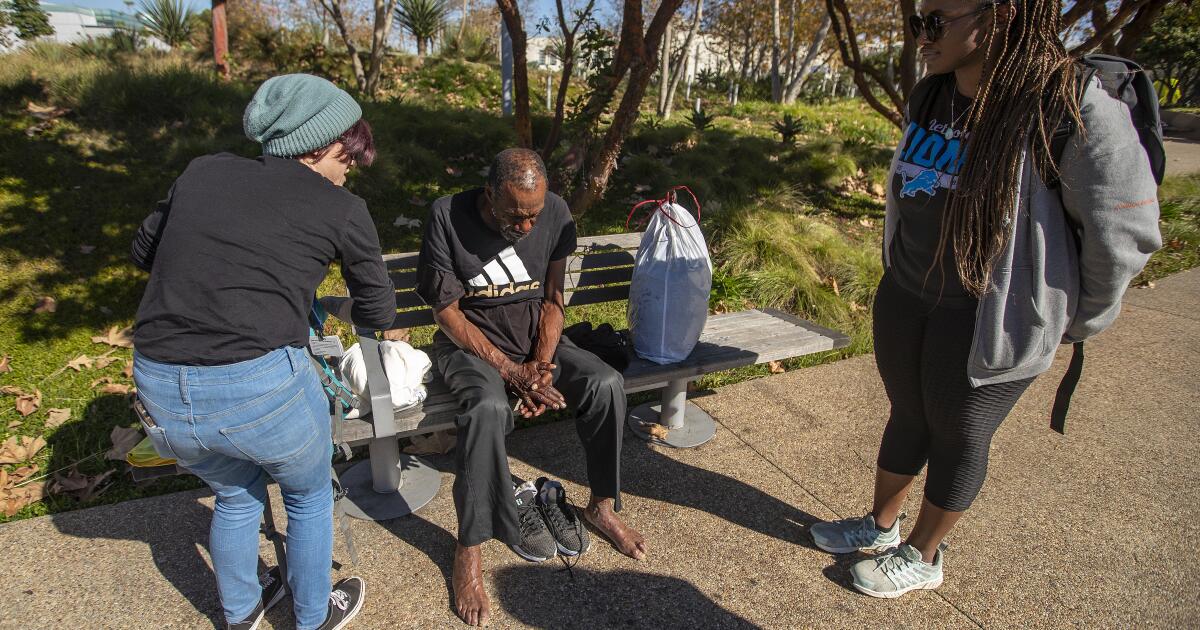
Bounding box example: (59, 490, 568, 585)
(326, 232, 850, 521)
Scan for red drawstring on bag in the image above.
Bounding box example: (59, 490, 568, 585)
(624, 185, 702, 231)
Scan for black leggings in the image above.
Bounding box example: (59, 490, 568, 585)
(873, 272, 1034, 512)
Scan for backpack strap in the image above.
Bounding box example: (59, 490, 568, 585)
(1050, 341, 1084, 434)
(1046, 62, 1097, 190)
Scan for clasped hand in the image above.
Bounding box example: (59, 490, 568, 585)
(501, 361, 566, 418)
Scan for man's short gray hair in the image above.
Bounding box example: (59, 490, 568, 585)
(487, 148, 548, 194)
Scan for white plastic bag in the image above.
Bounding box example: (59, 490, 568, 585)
(627, 195, 712, 364)
(338, 340, 432, 418)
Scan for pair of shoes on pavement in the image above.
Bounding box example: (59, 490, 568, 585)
(809, 514, 946, 599)
(228, 567, 366, 630)
(510, 477, 591, 562)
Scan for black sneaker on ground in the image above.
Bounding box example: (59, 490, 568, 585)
(227, 566, 288, 630)
(316, 576, 366, 630)
(535, 477, 591, 556)
(509, 480, 558, 562)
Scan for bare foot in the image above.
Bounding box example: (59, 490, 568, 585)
(582, 496, 648, 561)
(452, 543, 490, 626)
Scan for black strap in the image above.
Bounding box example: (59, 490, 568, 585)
(1050, 342, 1084, 434)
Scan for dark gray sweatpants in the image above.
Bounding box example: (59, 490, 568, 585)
(433, 338, 625, 547)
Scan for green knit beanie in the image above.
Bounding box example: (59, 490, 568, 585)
(243, 74, 362, 158)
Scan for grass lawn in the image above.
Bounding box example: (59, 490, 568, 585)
(0, 47, 1196, 521)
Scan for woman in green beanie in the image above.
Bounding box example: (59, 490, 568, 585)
(130, 74, 394, 630)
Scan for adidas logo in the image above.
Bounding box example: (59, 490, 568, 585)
(466, 246, 541, 298)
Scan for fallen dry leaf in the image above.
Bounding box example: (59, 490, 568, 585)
(45, 408, 71, 429)
(0, 355, 10, 373)
(93, 356, 118, 370)
(66, 354, 93, 372)
(50, 468, 113, 502)
(636, 421, 670, 440)
(90, 377, 114, 389)
(381, 328, 411, 342)
(6, 420, 20, 430)
(0, 435, 47, 464)
(32, 296, 57, 314)
(122, 361, 133, 378)
(105, 426, 142, 461)
(768, 360, 786, 374)
(1, 386, 23, 396)
(15, 389, 41, 416)
(91, 326, 134, 349)
(1, 481, 47, 517)
(99, 383, 132, 396)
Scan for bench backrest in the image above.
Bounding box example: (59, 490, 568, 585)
(385, 232, 644, 328)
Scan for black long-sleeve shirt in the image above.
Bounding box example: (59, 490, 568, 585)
(131, 153, 395, 366)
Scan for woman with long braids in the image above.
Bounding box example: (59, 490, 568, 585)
(809, 0, 1161, 597)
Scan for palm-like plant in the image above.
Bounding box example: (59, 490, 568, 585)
(138, 0, 193, 49)
(394, 0, 448, 57)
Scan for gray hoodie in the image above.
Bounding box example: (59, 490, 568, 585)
(884, 78, 1163, 387)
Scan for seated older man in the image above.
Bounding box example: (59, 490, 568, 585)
(416, 148, 647, 626)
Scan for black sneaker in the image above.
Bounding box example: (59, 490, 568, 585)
(316, 576, 366, 630)
(227, 566, 287, 630)
(535, 477, 590, 556)
(509, 480, 558, 562)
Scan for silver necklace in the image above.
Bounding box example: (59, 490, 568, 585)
(945, 81, 970, 140)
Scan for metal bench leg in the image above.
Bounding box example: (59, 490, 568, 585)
(338, 437, 442, 521)
(627, 378, 717, 448)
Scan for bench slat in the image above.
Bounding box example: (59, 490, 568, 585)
(565, 250, 636, 274)
(576, 232, 644, 250)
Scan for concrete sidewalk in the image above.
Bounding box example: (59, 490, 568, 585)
(2, 271, 1198, 629)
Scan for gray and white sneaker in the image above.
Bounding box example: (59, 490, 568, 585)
(535, 477, 590, 556)
(510, 480, 558, 562)
(850, 543, 945, 599)
(810, 514, 901, 554)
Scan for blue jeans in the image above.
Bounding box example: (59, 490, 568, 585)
(134, 346, 333, 629)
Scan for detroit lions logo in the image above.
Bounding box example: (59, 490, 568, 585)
(899, 169, 940, 198)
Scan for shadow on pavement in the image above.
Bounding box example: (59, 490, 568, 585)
(507, 423, 822, 549)
(494, 563, 763, 629)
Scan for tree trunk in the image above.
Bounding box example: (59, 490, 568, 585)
(657, 19, 673, 115)
(782, 12, 830, 104)
(542, 0, 596, 160)
(320, 0, 368, 92)
(663, 0, 703, 119)
(568, 0, 687, 217)
(459, 0, 468, 39)
(1071, 0, 1149, 56)
(212, 0, 229, 78)
(770, 0, 782, 102)
(1115, 0, 1169, 58)
(897, 0, 917, 97)
(825, 0, 904, 127)
(496, 0, 533, 148)
(364, 0, 399, 96)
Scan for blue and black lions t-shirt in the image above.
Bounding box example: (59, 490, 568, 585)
(416, 187, 577, 360)
(890, 76, 976, 308)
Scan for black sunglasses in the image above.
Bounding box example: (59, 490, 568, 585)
(909, 1, 1004, 43)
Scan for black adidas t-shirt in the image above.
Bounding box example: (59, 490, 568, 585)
(416, 188, 577, 360)
(890, 76, 976, 308)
